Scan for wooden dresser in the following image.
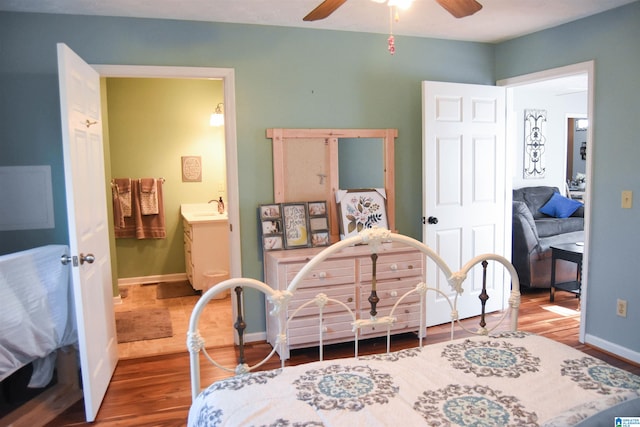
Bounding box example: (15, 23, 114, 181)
(264, 242, 425, 357)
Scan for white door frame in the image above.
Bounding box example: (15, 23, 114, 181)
(498, 60, 594, 343)
(92, 65, 242, 306)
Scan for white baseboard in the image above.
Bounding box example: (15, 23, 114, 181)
(117, 272, 188, 287)
(584, 333, 640, 364)
(115, 273, 188, 303)
(244, 331, 266, 344)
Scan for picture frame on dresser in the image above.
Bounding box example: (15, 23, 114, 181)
(282, 203, 310, 249)
(336, 188, 388, 240)
(263, 234, 283, 251)
(308, 200, 330, 247)
(311, 231, 330, 247)
(261, 219, 282, 235)
(259, 203, 285, 251)
(260, 204, 281, 220)
(308, 201, 327, 216)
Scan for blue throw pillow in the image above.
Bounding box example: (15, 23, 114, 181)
(539, 192, 582, 218)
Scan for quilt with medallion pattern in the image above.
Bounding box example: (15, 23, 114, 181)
(188, 332, 640, 426)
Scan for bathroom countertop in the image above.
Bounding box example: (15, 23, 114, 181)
(181, 203, 228, 224)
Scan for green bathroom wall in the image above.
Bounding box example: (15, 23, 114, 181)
(106, 78, 225, 279)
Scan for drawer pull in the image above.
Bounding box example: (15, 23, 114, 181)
(391, 290, 398, 297)
(322, 326, 328, 333)
(408, 264, 414, 269)
(318, 271, 327, 279)
(347, 297, 353, 303)
(390, 263, 398, 271)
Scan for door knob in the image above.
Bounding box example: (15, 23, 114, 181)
(60, 254, 72, 265)
(427, 216, 439, 224)
(80, 253, 95, 265)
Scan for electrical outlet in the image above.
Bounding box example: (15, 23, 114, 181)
(617, 299, 627, 317)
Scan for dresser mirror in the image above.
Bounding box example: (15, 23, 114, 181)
(266, 129, 397, 243)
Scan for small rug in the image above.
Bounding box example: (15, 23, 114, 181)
(156, 280, 199, 299)
(116, 308, 173, 343)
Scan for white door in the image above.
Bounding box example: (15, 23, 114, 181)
(57, 43, 118, 422)
(422, 81, 508, 326)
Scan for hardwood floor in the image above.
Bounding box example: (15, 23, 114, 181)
(46, 288, 639, 426)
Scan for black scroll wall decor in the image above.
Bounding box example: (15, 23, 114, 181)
(523, 109, 547, 179)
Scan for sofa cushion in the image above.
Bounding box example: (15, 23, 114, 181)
(539, 192, 583, 218)
(535, 217, 584, 238)
(513, 186, 558, 219)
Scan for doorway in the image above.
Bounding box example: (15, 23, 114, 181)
(93, 65, 241, 357)
(499, 61, 594, 343)
(566, 115, 588, 199)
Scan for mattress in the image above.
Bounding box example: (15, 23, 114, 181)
(0, 245, 77, 387)
(188, 332, 640, 426)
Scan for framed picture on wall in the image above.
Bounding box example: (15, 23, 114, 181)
(181, 156, 202, 182)
(282, 203, 310, 249)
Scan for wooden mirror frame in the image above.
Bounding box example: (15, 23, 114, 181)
(266, 129, 397, 243)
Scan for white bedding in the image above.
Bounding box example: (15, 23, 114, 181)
(0, 245, 77, 387)
(188, 332, 640, 426)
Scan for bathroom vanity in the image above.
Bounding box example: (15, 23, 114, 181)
(181, 204, 230, 292)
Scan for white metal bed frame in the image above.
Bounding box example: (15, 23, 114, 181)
(187, 229, 521, 401)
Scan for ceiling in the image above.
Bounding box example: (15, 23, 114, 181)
(1, 0, 636, 43)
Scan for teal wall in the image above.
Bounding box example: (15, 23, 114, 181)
(0, 2, 638, 355)
(0, 11, 493, 336)
(496, 2, 640, 355)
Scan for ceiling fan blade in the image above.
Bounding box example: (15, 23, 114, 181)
(435, 0, 482, 18)
(303, 0, 347, 21)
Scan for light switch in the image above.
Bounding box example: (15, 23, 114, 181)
(622, 190, 633, 209)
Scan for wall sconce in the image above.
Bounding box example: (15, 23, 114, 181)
(580, 141, 587, 160)
(209, 103, 224, 127)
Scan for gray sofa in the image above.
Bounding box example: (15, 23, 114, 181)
(512, 186, 584, 288)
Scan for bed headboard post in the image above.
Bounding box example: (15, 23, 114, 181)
(368, 253, 380, 317)
(234, 286, 247, 365)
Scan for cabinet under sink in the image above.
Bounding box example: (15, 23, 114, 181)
(181, 204, 230, 292)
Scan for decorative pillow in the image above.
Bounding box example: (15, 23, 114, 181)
(539, 192, 582, 218)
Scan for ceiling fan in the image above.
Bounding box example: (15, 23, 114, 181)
(303, 0, 483, 21)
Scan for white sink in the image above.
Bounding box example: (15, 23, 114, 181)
(181, 203, 227, 223)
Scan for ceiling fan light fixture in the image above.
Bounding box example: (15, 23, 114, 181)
(387, 0, 413, 10)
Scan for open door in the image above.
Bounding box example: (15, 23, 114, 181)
(422, 81, 509, 326)
(57, 43, 118, 421)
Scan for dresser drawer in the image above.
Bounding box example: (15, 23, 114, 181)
(359, 303, 422, 336)
(287, 312, 356, 347)
(359, 277, 422, 310)
(284, 258, 355, 289)
(288, 284, 356, 317)
(359, 252, 423, 281)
